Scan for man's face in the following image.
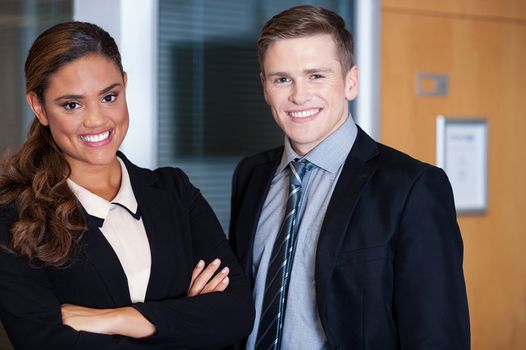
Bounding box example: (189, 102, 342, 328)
(261, 34, 358, 155)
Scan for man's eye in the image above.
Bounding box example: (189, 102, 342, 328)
(102, 94, 117, 103)
(311, 74, 324, 79)
(275, 77, 290, 84)
(63, 102, 80, 110)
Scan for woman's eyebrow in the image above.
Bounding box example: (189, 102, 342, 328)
(53, 83, 122, 102)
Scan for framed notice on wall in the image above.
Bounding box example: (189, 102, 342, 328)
(436, 116, 488, 214)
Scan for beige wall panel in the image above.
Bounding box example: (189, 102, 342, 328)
(381, 10, 526, 350)
(383, 0, 526, 21)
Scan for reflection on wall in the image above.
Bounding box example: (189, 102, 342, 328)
(0, 0, 72, 157)
(169, 41, 280, 158)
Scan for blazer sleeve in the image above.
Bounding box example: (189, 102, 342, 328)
(131, 169, 255, 349)
(0, 216, 157, 350)
(394, 167, 470, 349)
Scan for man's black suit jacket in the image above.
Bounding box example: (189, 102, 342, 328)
(229, 127, 470, 349)
(0, 153, 254, 349)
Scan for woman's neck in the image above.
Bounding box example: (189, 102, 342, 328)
(68, 158, 122, 201)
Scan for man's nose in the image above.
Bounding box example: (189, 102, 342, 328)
(288, 81, 311, 105)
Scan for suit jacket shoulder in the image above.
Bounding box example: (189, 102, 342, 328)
(356, 127, 436, 176)
(119, 151, 191, 196)
(233, 146, 283, 180)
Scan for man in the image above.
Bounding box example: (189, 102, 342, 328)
(229, 5, 470, 350)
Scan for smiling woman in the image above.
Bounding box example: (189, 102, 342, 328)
(26, 54, 129, 194)
(0, 22, 253, 350)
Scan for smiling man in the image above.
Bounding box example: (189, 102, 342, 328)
(228, 5, 470, 350)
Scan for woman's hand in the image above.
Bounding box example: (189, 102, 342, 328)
(61, 304, 155, 338)
(187, 258, 230, 296)
(61, 259, 229, 336)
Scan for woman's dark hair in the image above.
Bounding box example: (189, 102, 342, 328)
(0, 22, 123, 266)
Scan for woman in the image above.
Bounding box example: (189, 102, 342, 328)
(0, 21, 253, 349)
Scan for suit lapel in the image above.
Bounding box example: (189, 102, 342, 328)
(236, 152, 281, 280)
(79, 153, 186, 305)
(80, 214, 131, 306)
(315, 128, 380, 322)
(120, 154, 188, 300)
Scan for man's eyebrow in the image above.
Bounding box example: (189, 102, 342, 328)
(266, 68, 334, 77)
(304, 68, 333, 74)
(266, 71, 289, 77)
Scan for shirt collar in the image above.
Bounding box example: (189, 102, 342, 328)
(276, 114, 358, 174)
(67, 157, 138, 220)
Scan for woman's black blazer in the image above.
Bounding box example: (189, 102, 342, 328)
(0, 153, 254, 349)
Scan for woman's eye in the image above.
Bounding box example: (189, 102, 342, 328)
(102, 94, 117, 103)
(63, 102, 80, 110)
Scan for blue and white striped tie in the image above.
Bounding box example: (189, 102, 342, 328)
(255, 159, 313, 350)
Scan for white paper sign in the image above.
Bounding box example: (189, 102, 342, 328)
(436, 116, 488, 214)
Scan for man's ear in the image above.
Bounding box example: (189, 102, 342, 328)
(260, 72, 269, 105)
(344, 65, 359, 101)
(26, 92, 49, 126)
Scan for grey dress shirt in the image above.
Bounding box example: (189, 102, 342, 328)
(247, 116, 358, 350)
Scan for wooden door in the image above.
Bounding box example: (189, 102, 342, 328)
(381, 1, 526, 349)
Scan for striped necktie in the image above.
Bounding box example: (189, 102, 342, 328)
(255, 159, 313, 350)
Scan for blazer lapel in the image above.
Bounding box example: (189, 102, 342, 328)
(76, 153, 186, 305)
(236, 152, 281, 280)
(80, 215, 131, 306)
(315, 127, 380, 322)
(120, 154, 189, 300)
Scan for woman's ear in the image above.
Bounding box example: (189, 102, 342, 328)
(26, 92, 49, 126)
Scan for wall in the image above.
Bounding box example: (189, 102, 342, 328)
(74, 0, 158, 169)
(381, 0, 526, 348)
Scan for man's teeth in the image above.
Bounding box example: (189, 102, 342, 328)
(80, 131, 110, 143)
(289, 109, 320, 118)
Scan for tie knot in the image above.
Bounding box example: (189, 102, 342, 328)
(289, 159, 313, 186)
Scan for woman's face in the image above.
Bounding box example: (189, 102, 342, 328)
(27, 54, 129, 174)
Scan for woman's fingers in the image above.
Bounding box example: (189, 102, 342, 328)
(187, 258, 230, 296)
(216, 276, 229, 291)
(189, 260, 205, 286)
(202, 266, 230, 293)
(187, 258, 220, 296)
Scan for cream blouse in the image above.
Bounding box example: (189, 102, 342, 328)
(67, 158, 151, 303)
